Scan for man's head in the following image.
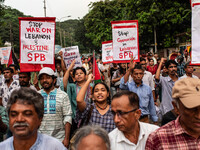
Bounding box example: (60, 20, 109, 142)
(7, 88, 44, 139)
(19, 72, 31, 87)
(154, 53, 158, 59)
(172, 78, 200, 138)
(3, 67, 13, 81)
(111, 91, 141, 133)
(131, 64, 144, 85)
(71, 125, 110, 150)
(73, 67, 87, 83)
(165, 60, 177, 76)
(139, 57, 147, 70)
(184, 62, 194, 75)
(38, 67, 56, 91)
(9, 64, 18, 74)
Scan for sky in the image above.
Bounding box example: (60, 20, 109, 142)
(4, 0, 100, 21)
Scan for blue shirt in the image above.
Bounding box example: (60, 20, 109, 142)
(120, 77, 158, 122)
(0, 132, 67, 150)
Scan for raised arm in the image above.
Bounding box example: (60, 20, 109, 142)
(155, 58, 166, 81)
(59, 51, 67, 74)
(76, 74, 94, 112)
(63, 59, 76, 91)
(124, 56, 135, 83)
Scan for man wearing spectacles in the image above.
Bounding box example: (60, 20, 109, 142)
(109, 91, 159, 150)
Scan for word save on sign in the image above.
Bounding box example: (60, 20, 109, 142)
(19, 17, 55, 64)
(111, 20, 140, 63)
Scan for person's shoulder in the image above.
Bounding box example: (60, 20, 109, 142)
(57, 88, 68, 95)
(41, 134, 67, 149)
(109, 128, 119, 137)
(0, 137, 13, 149)
(140, 122, 159, 133)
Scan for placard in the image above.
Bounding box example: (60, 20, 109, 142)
(19, 17, 55, 64)
(111, 20, 140, 63)
(61, 46, 82, 69)
(102, 41, 113, 64)
(0, 47, 11, 64)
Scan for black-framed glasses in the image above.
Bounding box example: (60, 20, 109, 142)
(111, 108, 138, 118)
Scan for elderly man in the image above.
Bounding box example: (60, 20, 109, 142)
(0, 88, 66, 150)
(109, 91, 159, 150)
(38, 67, 72, 148)
(146, 78, 200, 149)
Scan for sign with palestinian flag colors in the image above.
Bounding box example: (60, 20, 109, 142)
(102, 41, 113, 64)
(111, 20, 140, 63)
(191, 3, 200, 64)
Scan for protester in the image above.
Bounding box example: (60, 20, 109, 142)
(9, 64, 19, 80)
(70, 125, 110, 150)
(120, 56, 158, 123)
(109, 91, 159, 150)
(146, 58, 157, 75)
(146, 78, 200, 149)
(183, 50, 191, 63)
(76, 74, 115, 133)
(155, 58, 179, 116)
(38, 67, 72, 148)
(0, 67, 19, 107)
(82, 58, 90, 74)
(0, 88, 67, 150)
(180, 62, 199, 79)
(18, 72, 37, 90)
(176, 56, 185, 77)
(0, 105, 8, 142)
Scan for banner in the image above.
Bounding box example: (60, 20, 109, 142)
(102, 41, 113, 64)
(61, 46, 82, 69)
(111, 20, 140, 63)
(0, 47, 11, 64)
(191, 3, 200, 64)
(19, 17, 55, 64)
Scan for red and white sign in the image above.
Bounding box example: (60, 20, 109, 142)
(61, 46, 82, 69)
(111, 20, 139, 63)
(191, 0, 200, 7)
(0, 47, 11, 64)
(191, 3, 200, 64)
(102, 41, 113, 64)
(19, 17, 55, 64)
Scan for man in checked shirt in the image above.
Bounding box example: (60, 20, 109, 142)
(146, 78, 200, 149)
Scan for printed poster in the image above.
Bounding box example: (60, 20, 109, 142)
(0, 47, 11, 64)
(102, 41, 113, 64)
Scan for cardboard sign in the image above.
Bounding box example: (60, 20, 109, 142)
(111, 20, 140, 63)
(102, 41, 113, 64)
(0, 47, 11, 64)
(61, 46, 82, 69)
(19, 17, 55, 64)
(191, 4, 200, 64)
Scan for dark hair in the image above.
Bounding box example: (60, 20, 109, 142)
(9, 64, 18, 70)
(73, 67, 87, 77)
(92, 82, 111, 104)
(7, 87, 44, 119)
(3, 67, 14, 73)
(19, 72, 31, 77)
(149, 58, 154, 62)
(119, 63, 126, 75)
(165, 60, 178, 69)
(184, 62, 191, 69)
(140, 57, 146, 62)
(131, 64, 144, 74)
(112, 91, 139, 109)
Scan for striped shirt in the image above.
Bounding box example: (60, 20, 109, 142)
(145, 117, 200, 150)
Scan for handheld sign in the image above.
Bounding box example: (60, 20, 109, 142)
(102, 41, 113, 64)
(191, 2, 200, 64)
(61, 46, 82, 69)
(0, 47, 11, 64)
(111, 20, 139, 63)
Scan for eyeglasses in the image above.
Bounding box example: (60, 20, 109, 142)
(111, 108, 138, 118)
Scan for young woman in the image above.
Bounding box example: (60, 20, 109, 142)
(76, 74, 115, 133)
(147, 58, 157, 75)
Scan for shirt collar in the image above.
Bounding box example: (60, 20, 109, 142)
(167, 76, 179, 82)
(132, 80, 143, 87)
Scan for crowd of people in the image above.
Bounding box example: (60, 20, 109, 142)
(0, 50, 200, 150)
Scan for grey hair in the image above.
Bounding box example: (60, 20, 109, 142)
(7, 87, 44, 119)
(71, 125, 110, 150)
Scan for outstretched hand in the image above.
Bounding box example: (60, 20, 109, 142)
(87, 74, 95, 82)
(68, 59, 76, 71)
(129, 55, 136, 70)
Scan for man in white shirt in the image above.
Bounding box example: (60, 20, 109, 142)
(109, 91, 159, 150)
(180, 62, 199, 79)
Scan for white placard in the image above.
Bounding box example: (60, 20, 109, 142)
(20, 19, 55, 64)
(102, 41, 113, 64)
(191, 4, 200, 64)
(111, 20, 139, 63)
(0, 47, 11, 64)
(62, 46, 82, 69)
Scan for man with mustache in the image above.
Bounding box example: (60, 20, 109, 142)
(0, 88, 67, 150)
(146, 78, 200, 149)
(19, 72, 37, 90)
(155, 58, 179, 116)
(38, 67, 72, 148)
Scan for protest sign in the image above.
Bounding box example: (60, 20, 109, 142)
(102, 41, 113, 64)
(0, 47, 11, 64)
(111, 20, 139, 63)
(19, 17, 55, 64)
(191, 3, 200, 64)
(61, 46, 82, 69)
